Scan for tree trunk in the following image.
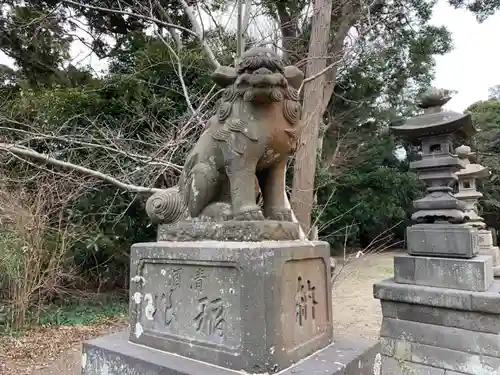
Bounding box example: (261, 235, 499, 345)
(291, 0, 333, 233)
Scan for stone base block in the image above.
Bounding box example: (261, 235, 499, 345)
(81, 331, 381, 375)
(381, 355, 446, 375)
(478, 230, 500, 267)
(375, 279, 500, 374)
(157, 220, 301, 241)
(494, 264, 500, 278)
(129, 241, 332, 374)
(374, 278, 500, 313)
(480, 245, 500, 265)
(380, 337, 500, 374)
(380, 300, 500, 334)
(406, 223, 479, 258)
(393, 254, 493, 291)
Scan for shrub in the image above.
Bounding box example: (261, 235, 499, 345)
(0, 176, 87, 330)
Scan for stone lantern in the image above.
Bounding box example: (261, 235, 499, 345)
(374, 88, 500, 374)
(390, 87, 477, 257)
(455, 145, 488, 226)
(455, 145, 500, 276)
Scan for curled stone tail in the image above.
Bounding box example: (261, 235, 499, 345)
(146, 187, 186, 224)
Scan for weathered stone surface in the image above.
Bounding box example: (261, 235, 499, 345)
(380, 337, 411, 360)
(480, 243, 500, 265)
(128, 240, 332, 374)
(374, 278, 473, 311)
(375, 278, 500, 313)
(382, 355, 445, 375)
(477, 229, 500, 275)
(381, 301, 500, 334)
(470, 288, 500, 313)
(146, 48, 305, 226)
(454, 144, 489, 226)
(406, 223, 479, 258)
(393, 254, 493, 291)
(494, 265, 500, 277)
(81, 331, 380, 375)
(157, 220, 301, 241)
(482, 244, 500, 264)
(381, 318, 500, 357)
(381, 340, 500, 374)
(410, 342, 500, 374)
(479, 229, 495, 248)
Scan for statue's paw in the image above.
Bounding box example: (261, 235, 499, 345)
(233, 205, 265, 221)
(266, 208, 293, 222)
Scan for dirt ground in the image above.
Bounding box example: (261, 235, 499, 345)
(332, 250, 396, 339)
(0, 251, 396, 375)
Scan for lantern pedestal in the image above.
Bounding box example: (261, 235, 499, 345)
(374, 88, 500, 374)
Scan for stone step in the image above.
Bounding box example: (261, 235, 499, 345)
(81, 331, 380, 375)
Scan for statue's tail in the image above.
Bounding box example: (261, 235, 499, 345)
(146, 187, 187, 224)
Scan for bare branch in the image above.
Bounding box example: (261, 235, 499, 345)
(178, 0, 221, 69)
(0, 143, 164, 194)
(236, 0, 244, 63)
(299, 61, 339, 95)
(61, 0, 221, 69)
(61, 0, 197, 38)
(0, 125, 183, 171)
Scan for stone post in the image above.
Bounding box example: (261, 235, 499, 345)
(374, 88, 500, 375)
(455, 145, 500, 276)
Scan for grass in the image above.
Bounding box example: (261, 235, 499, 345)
(1, 295, 128, 335)
(37, 298, 127, 327)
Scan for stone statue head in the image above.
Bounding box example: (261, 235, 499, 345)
(211, 47, 304, 105)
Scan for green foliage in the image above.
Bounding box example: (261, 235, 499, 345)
(1, 297, 127, 333)
(0, 3, 72, 87)
(466, 98, 500, 229)
(0, 32, 217, 292)
(69, 187, 156, 288)
(37, 298, 127, 327)
(449, 0, 500, 21)
(315, 134, 423, 250)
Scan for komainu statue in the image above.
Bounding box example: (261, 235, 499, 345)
(146, 47, 305, 241)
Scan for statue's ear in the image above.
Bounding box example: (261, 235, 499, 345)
(284, 66, 304, 90)
(211, 66, 237, 87)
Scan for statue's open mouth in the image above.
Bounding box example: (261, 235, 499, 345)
(238, 70, 286, 85)
(237, 70, 287, 103)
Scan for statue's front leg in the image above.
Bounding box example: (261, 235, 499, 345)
(262, 159, 293, 221)
(226, 157, 264, 220)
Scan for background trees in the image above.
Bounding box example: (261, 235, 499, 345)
(466, 96, 500, 231)
(0, 0, 499, 329)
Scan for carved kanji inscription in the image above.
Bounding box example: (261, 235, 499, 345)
(134, 261, 241, 349)
(281, 258, 329, 351)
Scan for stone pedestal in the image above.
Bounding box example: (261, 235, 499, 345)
(393, 253, 493, 291)
(128, 241, 333, 373)
(374, 279, 500, 375)
(82, 240, 379, 375)
(374, 231, 500, 374)
(82, 331, 380, 375)
(376, 88, 500, 374)
(478, 229, 500, 277)
(406, 223, 479, 258)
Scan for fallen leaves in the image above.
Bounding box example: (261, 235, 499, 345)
(0, 316, 127, 375)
